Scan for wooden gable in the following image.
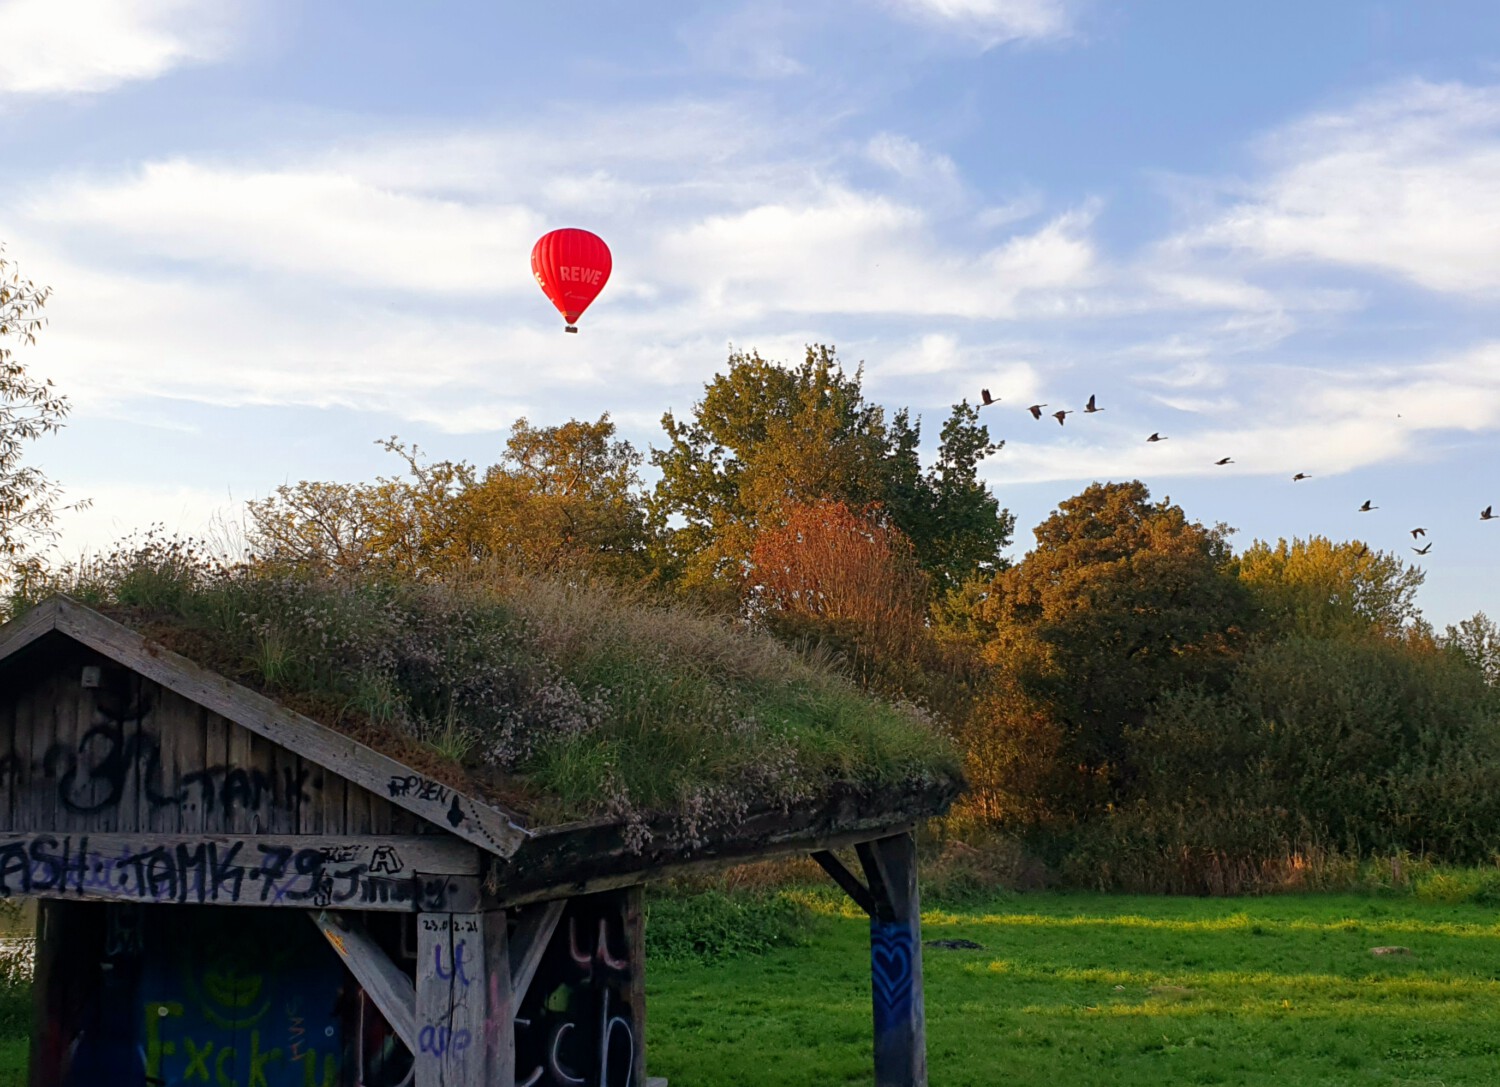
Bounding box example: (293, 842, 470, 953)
(2, 634, 425, 839)
(0, 598, 539, 913)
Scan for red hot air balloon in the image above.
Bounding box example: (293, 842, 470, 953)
(531, 228, 612, 332)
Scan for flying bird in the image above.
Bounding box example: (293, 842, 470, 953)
(1354, 543, 1370, 558)
(1214, 457, 1233, 466)
(1147, 432, 1167, 442)
(1358, 500, 1377, 512)
(1411, 527, 1426, 538)
(1413, 543, 1433, 555)
(1052, 409, 1073, 426)
(1483, 506, 1495, 521)
(1084, 394, 1104, 414)
(980, 389, 998, 407)
(1027, 404, 1047, 419)
(1292, 473, 1311, 481)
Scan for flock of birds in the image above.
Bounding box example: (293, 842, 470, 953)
(977, 387, 1496, 562)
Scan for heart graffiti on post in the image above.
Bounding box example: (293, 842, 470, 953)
(870, 920, 914, 1033)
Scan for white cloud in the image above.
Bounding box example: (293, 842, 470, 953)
(656, 190, 1097, 319)
(0, 0, 239, 97)
(982, 341, 1500, 486)
(878, 0, 1073, 44)
(1189, 81, 1500, 296)
(29, 160, 544, 295)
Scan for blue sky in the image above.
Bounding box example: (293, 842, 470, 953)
(3, 0, 1500, 626)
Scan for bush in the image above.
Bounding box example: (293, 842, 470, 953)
(645, 889, 814, 963)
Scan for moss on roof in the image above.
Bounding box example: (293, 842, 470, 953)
(12, 545, 961, 840)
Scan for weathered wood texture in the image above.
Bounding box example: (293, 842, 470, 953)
(311, 910, 418, 1051)
(0, 598, 529, 856)
(508, 897, 566, 1005)
(484, 778, 954, 907)
(0, 831, 479, 911)
(416, 910, 513, 1087)
(862, 832, 928, 1087)
(1, 638, 423, 840)
(626, 884, 648, 1087)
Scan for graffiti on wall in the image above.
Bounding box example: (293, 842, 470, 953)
(0, 695, 324, 823)
(141, 910, 344, 1087)
(0, 833, 462, 910)
(514, 896, 638, 1087)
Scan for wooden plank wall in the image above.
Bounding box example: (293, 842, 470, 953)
(0, 641, 431, 839)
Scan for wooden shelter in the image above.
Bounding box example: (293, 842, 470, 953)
(0, 596, 957, 1086)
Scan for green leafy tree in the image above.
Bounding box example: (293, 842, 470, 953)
(651, 345, 1011, 602)
(965, 480, 1253, 819)
(1236, 535, 1424, 639)
(1442, 611, 1500, 686)
(1, 246, 83, 589)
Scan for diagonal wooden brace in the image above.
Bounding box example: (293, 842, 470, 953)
(812, 850, 879, 918)
(309, 910, 417, 1053)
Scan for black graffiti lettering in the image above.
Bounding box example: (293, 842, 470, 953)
(256, 845, 293, 902)
(0, 834, 435, 910)
(209, 841, 245, 901)
(368, 845, 401, 874)
(174, 842, 209, 903)
(143, 847, 178, 901)
(0, 843, 30, 896)
(387, 774, 452, 803)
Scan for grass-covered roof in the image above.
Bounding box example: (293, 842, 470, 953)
(7, 540, 960, 844)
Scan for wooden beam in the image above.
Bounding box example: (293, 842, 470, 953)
(35, 596, 529, 856)
(507, 898, 565, 1005)
(417, 910, 513, 1087)
(812, 850, 877, 917)
(310, 910, 417, 1052)
(0, 832, 479, 911)
(864, 832, 928, 1087)
(0, 598, 59, 667)
(488, 817, 927, 908)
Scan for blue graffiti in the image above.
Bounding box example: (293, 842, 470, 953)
(870, 920, 913, 1033)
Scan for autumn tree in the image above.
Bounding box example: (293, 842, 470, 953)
(651, 345, 1011, 604)
(1, 246, 82, 589)
(246, 416, 653, 580)
(1236, 536, 1424, 639)
(964, 481, 1253, 820)
(748, 500, 931, 696)
(460, 415, 652, 580)
(246, 440, 472, 573)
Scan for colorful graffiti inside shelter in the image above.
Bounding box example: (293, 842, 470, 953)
(515, 896, 638, 1087)
(139, 909, 345, 1087)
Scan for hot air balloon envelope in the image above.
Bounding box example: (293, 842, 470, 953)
(531, 228, 612, 332)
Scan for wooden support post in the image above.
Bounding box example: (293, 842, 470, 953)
(625, 884, 649, 1087)
(416, 909, 514, 1087)
(861, 832, 927, 1087)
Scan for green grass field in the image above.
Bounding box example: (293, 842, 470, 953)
(7, 890, 1500, 1085)
(646, 890, 1500, 1086)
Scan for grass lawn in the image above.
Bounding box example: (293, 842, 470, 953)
(647, 890, 1500, 1086)
(5, 891, 1500, 1084)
